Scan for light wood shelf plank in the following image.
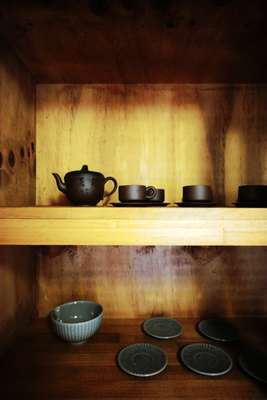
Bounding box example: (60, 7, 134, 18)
(0, 207, 267, 246)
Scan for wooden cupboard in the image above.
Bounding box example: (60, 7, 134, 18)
(0, 1, 267, 398)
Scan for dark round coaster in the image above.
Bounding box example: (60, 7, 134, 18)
(180, 343, 233, 377)
(198, 319, 239, 342)
(177, 202, 216, 207)
(117, 343, 168, 377)
(239, 348, 267, 384)
(111, 202, 170, 207)
(233, 202, 267, 208)
(143, 317, 183, 339)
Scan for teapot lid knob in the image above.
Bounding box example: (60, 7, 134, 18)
(81, 165, 89, 172)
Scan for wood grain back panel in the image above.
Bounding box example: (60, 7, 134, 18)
(36, 84, 267, 206)
(225, 86, 267, 204)
(36, 84, 267, 319)
(37, 246, 267, 319)
(0, 39, 36, 352)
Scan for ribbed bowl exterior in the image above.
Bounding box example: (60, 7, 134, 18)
(52, 312, 102, 344)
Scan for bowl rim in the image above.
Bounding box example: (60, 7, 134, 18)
(50, 300, 103, 325)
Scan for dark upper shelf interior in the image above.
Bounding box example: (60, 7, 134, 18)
(0, 0, 267, 83)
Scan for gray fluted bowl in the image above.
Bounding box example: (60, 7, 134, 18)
(51, 300, 103, 344)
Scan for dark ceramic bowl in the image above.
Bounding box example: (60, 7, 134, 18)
(119, 185, 157, 202)
(237, 185, 267, 203)
(51, 300, 103, 344)
(182, 185, 213, 202)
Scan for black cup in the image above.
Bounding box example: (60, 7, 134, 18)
(237, 185, 267, 203)
(182, 185, 213, 202)
(119, 185, 157, 202)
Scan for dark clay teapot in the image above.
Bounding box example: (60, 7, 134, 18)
(52, 165, 118, 205)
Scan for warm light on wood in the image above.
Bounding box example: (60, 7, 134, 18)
(36, 84, 267, 207)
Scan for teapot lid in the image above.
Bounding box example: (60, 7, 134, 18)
(80, 165, 89, 173)
(65, 165, 103, 178)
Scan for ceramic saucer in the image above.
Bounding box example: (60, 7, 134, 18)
(198, 319, 239, 342)
(239, 348, 267, 384)
(180, 343, 233, 377)
(117, 343, 168, 377)
(143, 317, 183, 339)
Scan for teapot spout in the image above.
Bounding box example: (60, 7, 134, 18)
(52, 173, 67, 194)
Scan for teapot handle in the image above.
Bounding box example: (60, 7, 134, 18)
(145, 186, 157, 200)
(103, 176, 118, 197)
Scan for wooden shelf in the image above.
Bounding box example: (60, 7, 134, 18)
(0, 207, 267, 246)
(2, 317, 267, 399)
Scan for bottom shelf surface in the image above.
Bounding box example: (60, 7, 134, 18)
(1, 318, 267, 399)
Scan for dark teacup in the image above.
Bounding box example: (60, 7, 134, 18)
(182, 185, 213, 202)
(119, 185, 157, 202)
(147, 188, 165, 202)
(237, 185, 267, 203)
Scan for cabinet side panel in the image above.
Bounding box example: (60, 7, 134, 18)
(0, 39, 36, 352)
